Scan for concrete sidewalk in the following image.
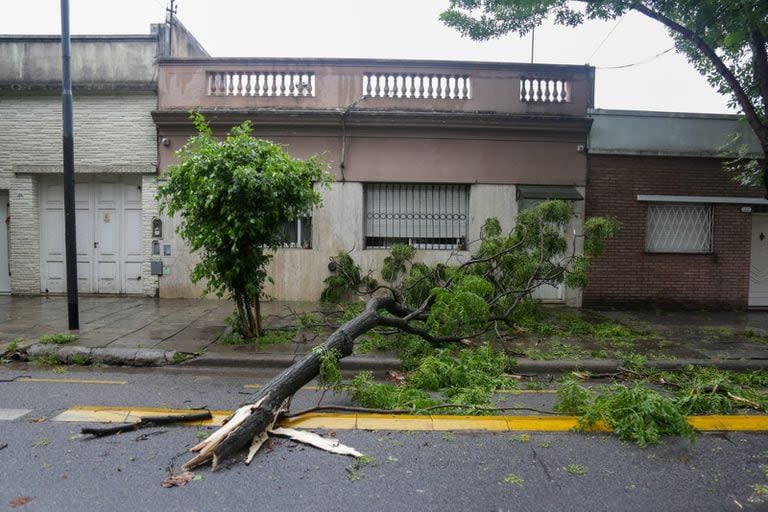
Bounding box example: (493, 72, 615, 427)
(1, 295, 768, 372)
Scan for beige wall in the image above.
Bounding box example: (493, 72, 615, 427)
(158, 126, 587, 186)
(157, 182, 583, 305)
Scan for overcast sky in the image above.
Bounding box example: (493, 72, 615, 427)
(2, 0, 736, 114)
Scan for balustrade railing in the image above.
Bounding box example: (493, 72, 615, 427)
(363, 73, 471, 100)
(178, 62, 588, 114)
(207, 71, 315, 97)
(519, 77, 570, 103)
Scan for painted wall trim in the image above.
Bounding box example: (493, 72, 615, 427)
(637, 194, 768, 205)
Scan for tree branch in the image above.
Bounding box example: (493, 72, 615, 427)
(749, 29, 768, 128)
(629, 2, 768, 150)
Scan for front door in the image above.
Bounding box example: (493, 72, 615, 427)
(40, 175, 142, 294)
(749, 214, 768, 307)
(0, 191, 10, 293)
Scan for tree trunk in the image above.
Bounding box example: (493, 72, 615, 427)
(235, 294, 254, 339)
(254, 296, 264, 337)
(184, 297, 390, 470)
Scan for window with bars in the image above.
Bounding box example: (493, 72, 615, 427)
(645, 203, 713, 253)
(364, 183, 469, 250)
(279, 216, 312, 249)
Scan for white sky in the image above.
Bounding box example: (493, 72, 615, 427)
(2, 0, 736, 114)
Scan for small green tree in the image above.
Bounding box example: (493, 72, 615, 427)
(157, 114, 332, 338)
(440, 0, 768, 196)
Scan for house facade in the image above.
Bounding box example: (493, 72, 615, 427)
(152, 58, 595, 304)
(583, 110, 768, 309)
(0, 20, 206, 296)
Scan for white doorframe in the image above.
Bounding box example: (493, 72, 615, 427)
(749, 213, 768, 307)
(0, 191, 10, 293)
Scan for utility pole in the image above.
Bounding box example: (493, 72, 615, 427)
(530, 28, 535, 63)
(166, 0, 177, 56)
(60, 0, 79, 330)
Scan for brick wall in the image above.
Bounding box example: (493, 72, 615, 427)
(583, 155, 763, 309)
(0, 93, 157, 294)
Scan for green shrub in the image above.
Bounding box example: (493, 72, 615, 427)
(39, 333, 79, 345)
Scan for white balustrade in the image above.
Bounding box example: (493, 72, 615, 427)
(207, 71, 315, 97)
(519, 77, 570, 103)
(363, 73, 471, 99)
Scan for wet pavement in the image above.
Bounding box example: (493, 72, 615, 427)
(1, 296, 767, 369)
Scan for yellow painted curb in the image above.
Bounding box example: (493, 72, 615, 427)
(52, 407, 768, 433)
(53, 406, 231, 425)
(17, 377, 127, 385)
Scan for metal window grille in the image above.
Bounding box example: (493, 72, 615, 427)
(646, 203, 713, 253)
(279, 216, 312, 249)
(364, 183, 468, 250)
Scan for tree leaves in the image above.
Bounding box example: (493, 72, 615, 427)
(156, 115, 333, 335)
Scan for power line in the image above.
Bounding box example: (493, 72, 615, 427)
(586, 15, 625, 63)
(595, 46, 675, 70)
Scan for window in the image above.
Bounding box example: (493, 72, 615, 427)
(364, 183, 468, 250)
(646, 203, 713, 253)
(279, 216, 312, 249)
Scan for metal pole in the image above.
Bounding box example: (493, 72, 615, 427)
(60, 0, 79, 330)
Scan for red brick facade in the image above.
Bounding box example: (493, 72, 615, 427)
(583, 155, 764, 309)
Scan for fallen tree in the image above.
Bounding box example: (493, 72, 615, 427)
(182, 201, 618, 470)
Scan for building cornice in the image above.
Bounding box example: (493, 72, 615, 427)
(152, 108, 593, 133)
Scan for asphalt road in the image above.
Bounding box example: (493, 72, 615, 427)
(1, 364, 768, 511)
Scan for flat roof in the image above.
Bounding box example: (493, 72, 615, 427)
(588, 109, 762, 158)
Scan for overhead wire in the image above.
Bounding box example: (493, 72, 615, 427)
(586, 15, 625, 63)
(595, 46, 676, 70)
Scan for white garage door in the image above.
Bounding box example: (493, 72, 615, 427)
(40, 175, 143, 295)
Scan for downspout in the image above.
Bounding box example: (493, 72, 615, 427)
(339, 98, 364, 182)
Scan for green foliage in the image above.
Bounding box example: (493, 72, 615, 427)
(351, 345, 515, 412)
(557, 382, 696, 447)
(666, 365, 768, 415)
(553, 378, 593, 414)
(408, 344, 513, 393)
(502, 473, 524, 486)
(157, 114, 332, 336)
(462, 206, 617, 325)
(355, 333, 435, 371)
(299, 312, 320, 328)
(381, 243, 415, 283)
(566, 464, 587, 476)
(39, 333, 79, 345)
(70, 354, 92, 366)
(3, 338, 21, 355)
(428, 287, 490, 337)
(321, 252, 377, 303)
(350, 371, 438, 411)
(402, 262, 440, 309)
(30, 353, 60, 367)
(440, 0, 768, 188)
(313, 346, 343, 390)
(620, 353, 648, 372)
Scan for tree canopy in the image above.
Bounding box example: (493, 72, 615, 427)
(156, 114, 332, 337)
(441, 0, 768, 194)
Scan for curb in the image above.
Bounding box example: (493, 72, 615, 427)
(15, 344, 768, 373)
(23, 344, 179, 367)
(515, 358, 768, 373)
(182, 352, 403, 372)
